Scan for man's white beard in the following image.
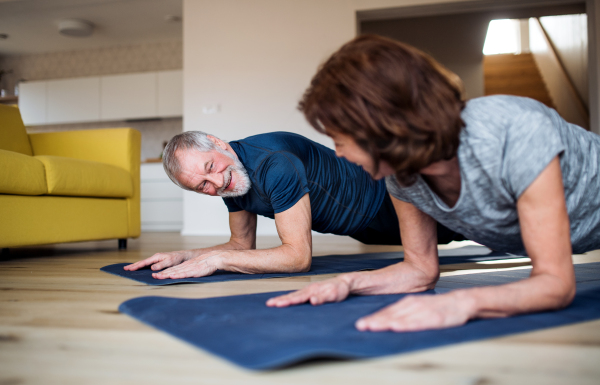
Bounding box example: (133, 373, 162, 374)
(216, 150, 251, 198)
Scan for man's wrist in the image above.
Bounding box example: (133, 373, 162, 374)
(210, 250, 231, 271)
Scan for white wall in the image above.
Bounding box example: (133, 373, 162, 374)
(530, 18, 589, 129)
(182, 0, 600, 236)
(361, 12, 492, 99)
(587, 0, 600, 135)
(182, 0, 438, 236)
(182, 0, 357, 236)
(540, 14, 589, 106)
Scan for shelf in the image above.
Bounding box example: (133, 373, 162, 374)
(0, 95, 18, 104)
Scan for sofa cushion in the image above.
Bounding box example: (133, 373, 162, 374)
(35, 155, 133, 198)
(0, 105, 33, 156)
(0, 149, 48, 195)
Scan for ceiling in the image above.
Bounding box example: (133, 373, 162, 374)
(0, 0, 182, 56)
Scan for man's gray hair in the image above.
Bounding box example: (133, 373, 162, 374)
(162, 131, 222, 190)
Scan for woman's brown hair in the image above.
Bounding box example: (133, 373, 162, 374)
(299, 34, 465, 185)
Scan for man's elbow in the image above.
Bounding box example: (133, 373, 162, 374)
(291, 250, 312, 273)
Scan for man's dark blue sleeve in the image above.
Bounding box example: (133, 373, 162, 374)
(222, 197, 242, 212)
(260, 152, 310, 214)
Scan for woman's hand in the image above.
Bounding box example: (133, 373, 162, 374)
(356, 290, 475, 332)
(266, 275, 352, 307)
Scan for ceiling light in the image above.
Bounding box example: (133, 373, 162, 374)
(58, 19, 94, 37)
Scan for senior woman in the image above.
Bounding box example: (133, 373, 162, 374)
(267, 35, 600, 332)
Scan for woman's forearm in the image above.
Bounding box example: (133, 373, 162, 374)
(340, 259, 440, 296)
(450, 272, 576, 319)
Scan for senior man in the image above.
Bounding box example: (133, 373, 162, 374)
(125, 131, 462, 279)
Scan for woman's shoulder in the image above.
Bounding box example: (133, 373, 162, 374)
(464, 95, 555, 125)
(461, 95, 558, 140)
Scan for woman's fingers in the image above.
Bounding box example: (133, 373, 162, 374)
(267, 278, 350, 307)
(356, 294, 470, 332)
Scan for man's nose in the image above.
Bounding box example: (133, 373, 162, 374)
(204, 173, 224, 189)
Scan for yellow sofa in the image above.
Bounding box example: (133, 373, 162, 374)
(0, 104, 141, 249)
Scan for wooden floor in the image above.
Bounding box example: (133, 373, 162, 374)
(1, 233, 600, 385)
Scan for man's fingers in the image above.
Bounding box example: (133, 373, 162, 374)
(152, 264, 186, 279)
(152, 259, 215, 279)
(150, 258, 177, 271)
(124, 255, 162, 271)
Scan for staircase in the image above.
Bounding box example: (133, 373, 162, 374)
(483, 53, 554, 109)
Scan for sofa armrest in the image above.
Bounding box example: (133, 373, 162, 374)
(29, 128, 142, 238)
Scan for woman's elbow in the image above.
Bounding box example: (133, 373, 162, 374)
(557, 281, 576, 308)
(549, 275, 576, 309)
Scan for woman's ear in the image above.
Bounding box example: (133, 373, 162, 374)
(207, 135, 227, 150)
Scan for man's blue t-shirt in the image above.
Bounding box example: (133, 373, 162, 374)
(223, 132, 386, 235)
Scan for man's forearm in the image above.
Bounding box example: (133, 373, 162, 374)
(183, 239, 252, 260)
(217, 243, 311, 274)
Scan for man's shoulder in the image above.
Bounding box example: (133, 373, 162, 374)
(236, 131, 314, 149)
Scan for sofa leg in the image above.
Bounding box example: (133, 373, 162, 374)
(118, 239, 127, 250)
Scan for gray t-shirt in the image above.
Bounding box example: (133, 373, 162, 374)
(386, 95, 600, 255)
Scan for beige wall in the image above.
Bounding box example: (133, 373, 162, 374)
(361, 12, 492, 99)
(589, 0, 600, 134)
(182, 0, 480, 236)
(540, 14, 589, 106)
(182, 0, 600, 236)
(183, 0, 357, 235)
(531, 18, 589, 129)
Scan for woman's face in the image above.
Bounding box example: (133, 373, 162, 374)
(328, 131, 395, 180)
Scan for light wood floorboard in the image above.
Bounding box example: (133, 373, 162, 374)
(1, 233, 599, 384)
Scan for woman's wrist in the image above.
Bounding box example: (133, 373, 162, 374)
(448, 289, 479, 320)
(338, 272, 362, 293)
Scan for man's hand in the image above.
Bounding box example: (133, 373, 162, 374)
(151, 250, 226, 279)
(124, 249, 194, 272)
(266, 276, 351, 307)
(355, 291, 475, 332)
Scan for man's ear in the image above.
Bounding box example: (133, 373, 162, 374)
(207, 135, 227, 150)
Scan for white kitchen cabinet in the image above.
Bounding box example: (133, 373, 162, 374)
(141, 163, 183, 232)
(157, 70, 183, 117)
(18, 81, 47, 125)
(47, 77, 101, 124)
(19, 70, 183, 125)
(100, 72, 158, 121)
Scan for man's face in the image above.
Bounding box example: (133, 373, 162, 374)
(176, 148, 251, 197)
(328, 131, 395, 180)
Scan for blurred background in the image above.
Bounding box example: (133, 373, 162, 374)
(1, 0, 597, 236)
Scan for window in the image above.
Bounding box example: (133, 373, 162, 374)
(483, 19, 521, 55)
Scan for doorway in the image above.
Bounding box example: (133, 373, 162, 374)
(358, 1, 591, 130)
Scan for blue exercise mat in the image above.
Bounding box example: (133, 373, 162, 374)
(102, 249, 516, 285)
(118, 262, 600, 370)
